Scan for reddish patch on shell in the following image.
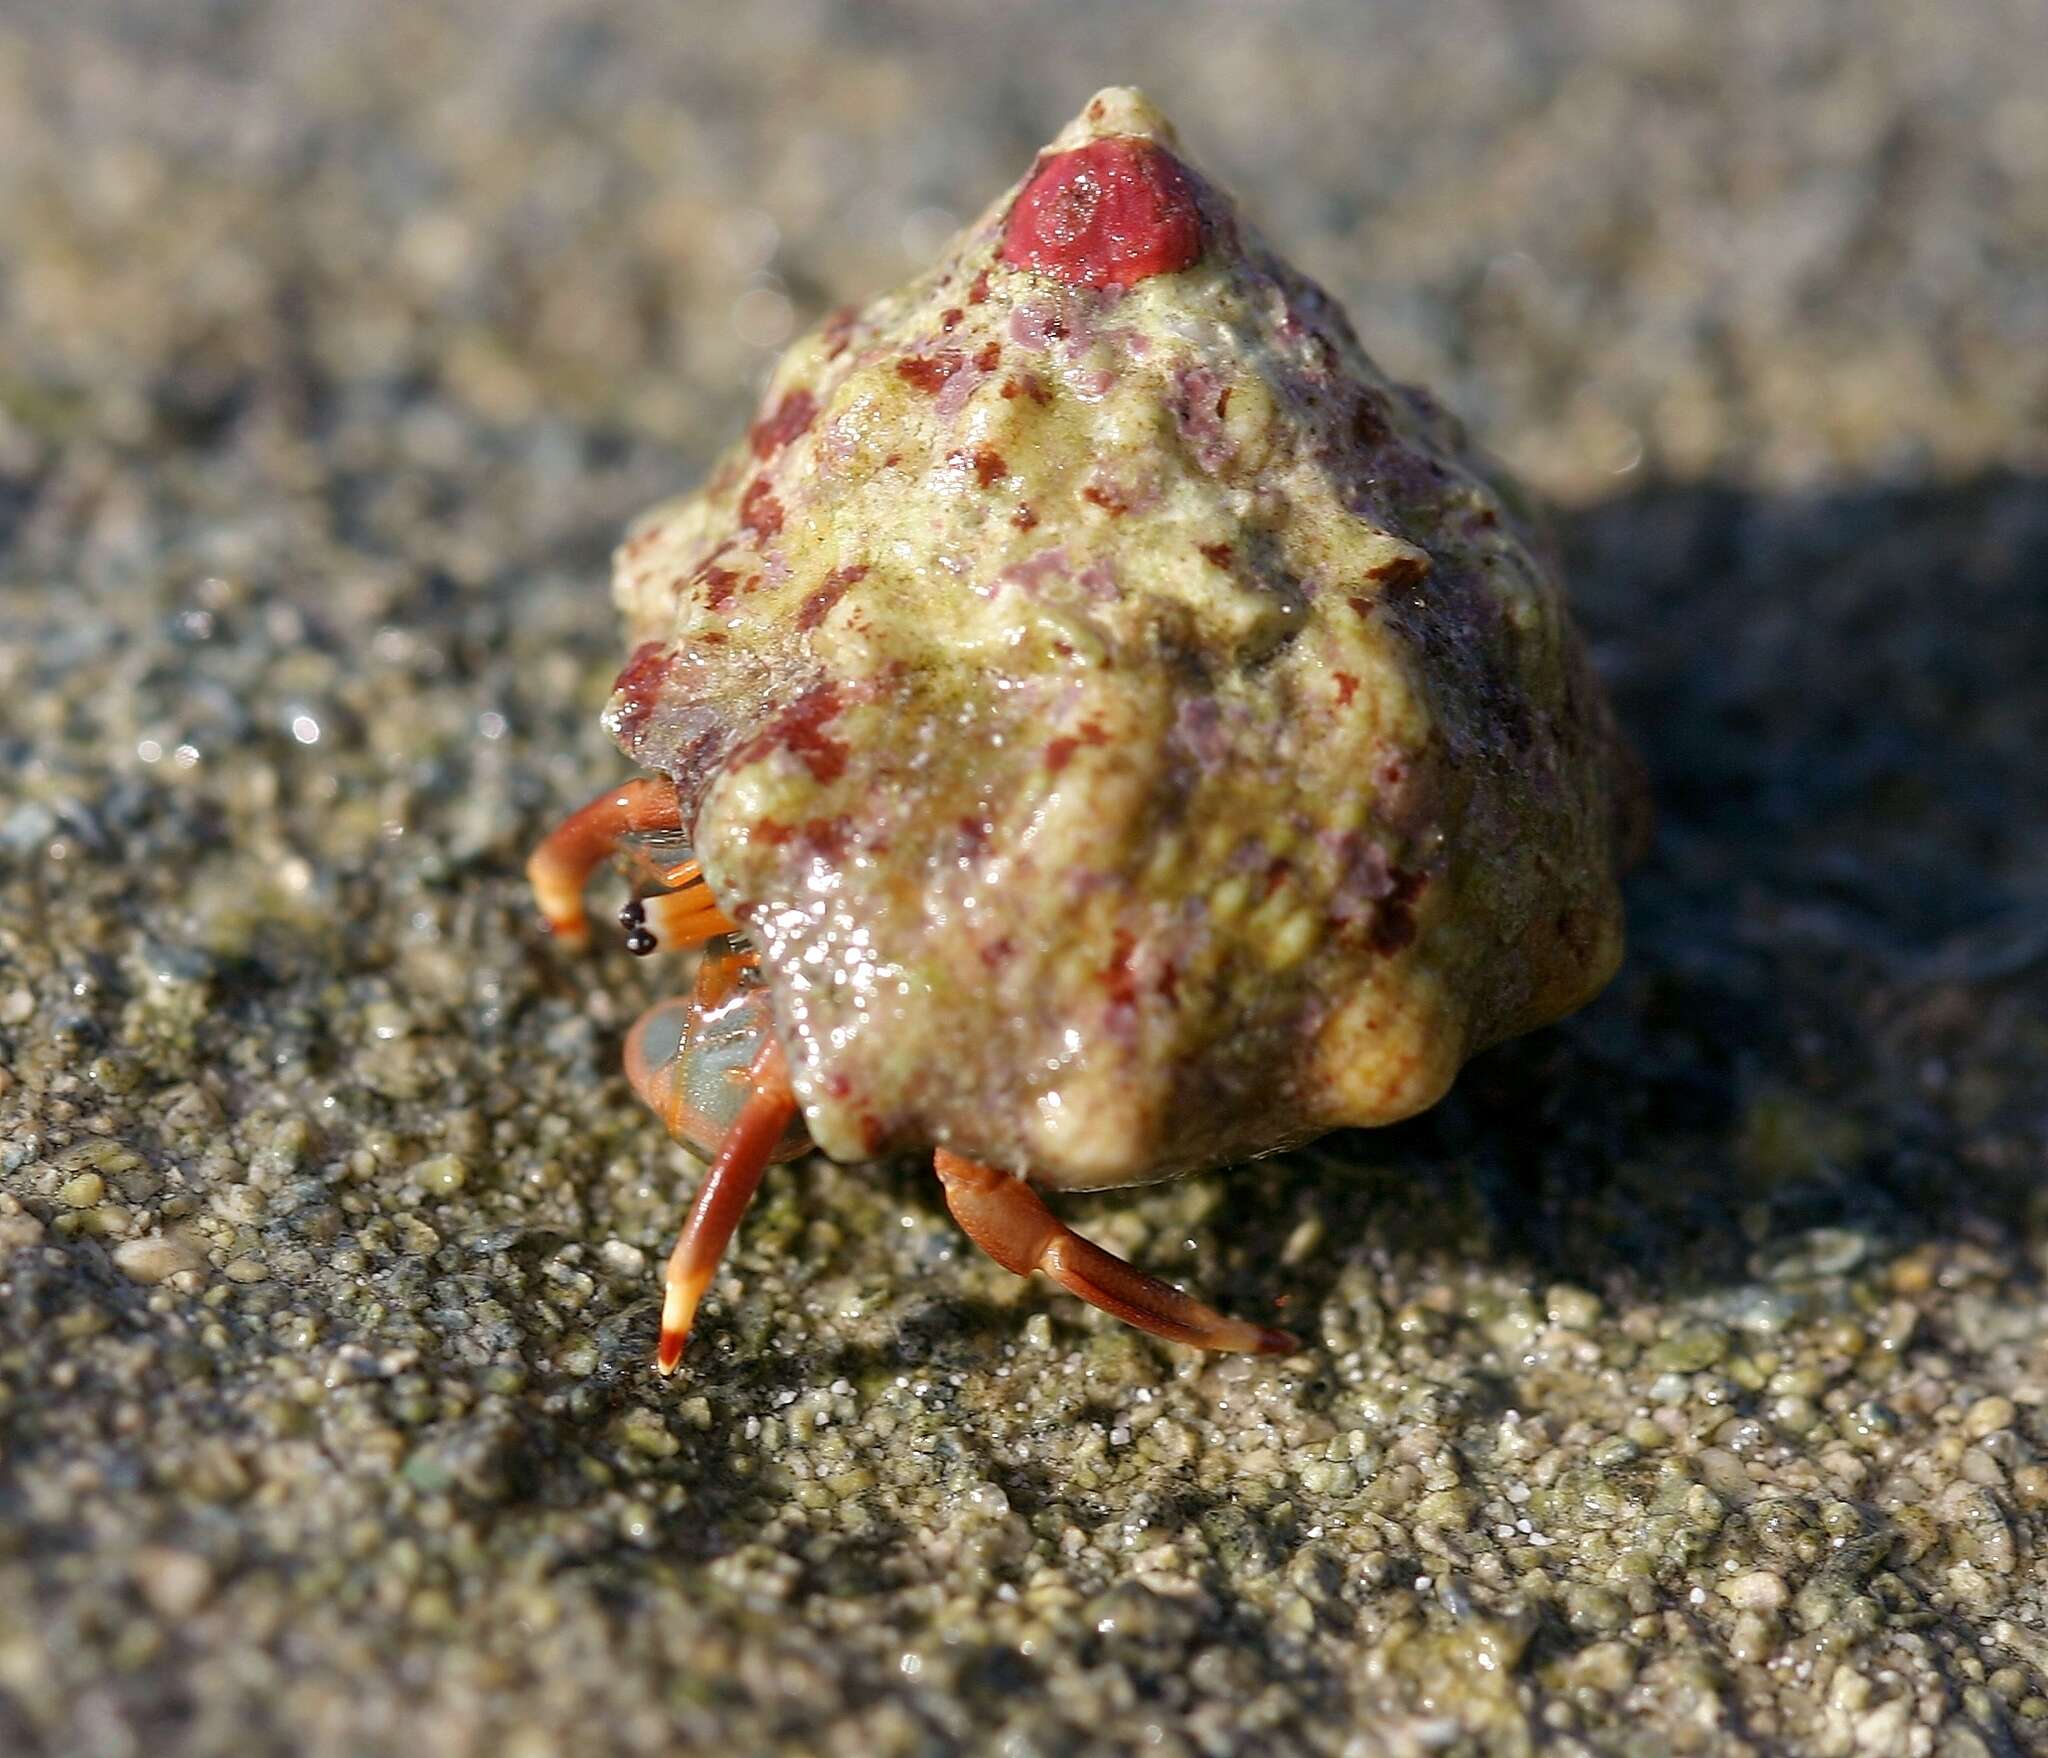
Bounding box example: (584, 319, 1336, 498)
(739, 478, 784, 538)
(941, 307, 964, 331)
(742, 682, 849, 784)
(1081, 482, 1131, 516)
(973, 340, 1002, 372)
(751, 815, 851, 860)
(1012, 505, 1039, 530)
(748, 388, 818, 459)
(1044, 719, 1108, 774)
(606, 640, 673, 745)
(1077, 561, 1119, 602)
(1353, 393, 1393, 448)
(968, 446, 1007, 487)
(1000, 139, 1204, 290)
(1199, 542, 1234, 570)
(700, 566, 740, 611)
(1333, 671, 1360, 707)
(1368, 868, 1428, 956)
(1366, 553, 1431, 587)
(686, 538, 735, 577)
(896, 350, 963, 394)
(820, 306, 859, 359)
(796, 563, 868, 632)
(967, 269, 991, 304)
(1011, 305, 1071, 348)
(1172, 366, 1238, 474)
(1103, 929, 1140, 1007)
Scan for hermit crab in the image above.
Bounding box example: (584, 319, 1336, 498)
(529, 88, 1639, 1371)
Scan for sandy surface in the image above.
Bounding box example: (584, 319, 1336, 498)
(2, 3, 2046, 1754)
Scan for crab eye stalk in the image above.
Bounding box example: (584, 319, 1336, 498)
(619, 883, 737, 957)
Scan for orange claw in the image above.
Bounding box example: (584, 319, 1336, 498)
(656, 1035, 797, 1373)
(526, 776, 683, 949)
(932, 1149, 1298, 1354)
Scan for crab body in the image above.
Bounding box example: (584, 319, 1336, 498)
(531, 89, 1640, 1366)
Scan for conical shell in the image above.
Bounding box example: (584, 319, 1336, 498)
(604, 88, 1639, 1188)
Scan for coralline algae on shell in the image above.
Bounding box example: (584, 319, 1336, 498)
(604, 87, 1639, 1189)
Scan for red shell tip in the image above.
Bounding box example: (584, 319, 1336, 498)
(999, 138, 1204, 291)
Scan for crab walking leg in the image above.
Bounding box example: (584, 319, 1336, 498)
(526, 776, 684, 949)
(932, 1150, 1299, 1355)
(656, 1035, 797, 1373)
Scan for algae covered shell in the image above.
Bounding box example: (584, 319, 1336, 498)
(596, 86, 1638, 1191)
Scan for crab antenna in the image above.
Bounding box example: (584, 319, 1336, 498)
(932, 1150, 1298, 1355)
(526, 776, 683, 949)
(656, 1035, 797, 1373)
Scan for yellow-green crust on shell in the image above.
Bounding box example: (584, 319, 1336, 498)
(605, 88, 1637, 1190)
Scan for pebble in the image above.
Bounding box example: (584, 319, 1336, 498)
(412, 1155, 469, 1197)
(0, 1211, 45, 1252)
(112, 1234, 206, 1284)
(57, 1173, 106, 1209)
(1964, 1396, 2016, 1439)
(1546, 1284, 1602, 1330)
(599, 1239, 646, 1276)
(1722, 1570, 1789, 1613)
(131, 1548, 215, 1619)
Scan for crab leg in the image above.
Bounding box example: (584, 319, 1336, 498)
(527, 776, 684, 949)
(932, 1150, 1298, 1354)
(656, 1034, 796, 1373)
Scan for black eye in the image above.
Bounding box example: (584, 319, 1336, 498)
(618, 897, 659, 955)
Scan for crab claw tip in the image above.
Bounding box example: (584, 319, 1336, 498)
(656, 1276, 697, 1374)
